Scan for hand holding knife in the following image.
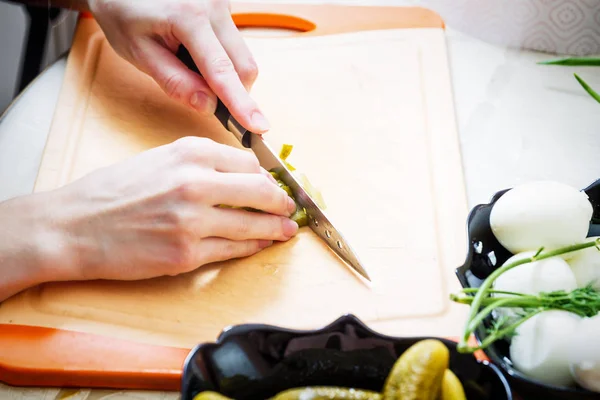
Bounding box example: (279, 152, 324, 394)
(176, 45, 371, 282)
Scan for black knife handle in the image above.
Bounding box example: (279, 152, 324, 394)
(175, 45, 231, 130)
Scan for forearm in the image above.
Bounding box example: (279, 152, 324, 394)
(4, 0, 89, 11)
(0, 192, 73, 302)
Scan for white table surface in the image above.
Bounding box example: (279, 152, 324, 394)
(1, 1, 600, 399)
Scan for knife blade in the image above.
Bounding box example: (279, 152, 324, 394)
(176, 46, 371, 282)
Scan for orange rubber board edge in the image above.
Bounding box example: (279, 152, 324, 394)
(0, 324, 189, 390)
(0, 2, 448, 392)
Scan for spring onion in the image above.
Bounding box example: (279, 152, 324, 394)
(538, 57, 600, 66)
(452, 238, 600, 354)
(574, 73, 600, 104)
(538, 56, 600, 104)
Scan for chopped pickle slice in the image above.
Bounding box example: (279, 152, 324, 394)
(214, 144, 323, 228)
(277, 144, 326, 210)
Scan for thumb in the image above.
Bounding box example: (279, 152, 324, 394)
(132, 38, 218, 115)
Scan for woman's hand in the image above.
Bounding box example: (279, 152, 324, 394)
(86, 0, 269, 133)
(58, 137, 299, 281)
(0, 137, 298, 300)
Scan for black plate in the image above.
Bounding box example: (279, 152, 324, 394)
(180, 314, 512, 400)
(456, 178, 600, 400)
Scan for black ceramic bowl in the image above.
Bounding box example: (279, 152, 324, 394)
(180, 314, 512, 400)
(456, 178, 600, 400)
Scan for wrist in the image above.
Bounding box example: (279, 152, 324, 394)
(0, 191, 79, 301)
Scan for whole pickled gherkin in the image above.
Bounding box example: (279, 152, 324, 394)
(382, 339, 449, 400)
(439, 369, 466, 400)
(192, 392, 232, 400)
(271, 387, 381, 400)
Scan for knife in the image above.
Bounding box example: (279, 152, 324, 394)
(175, 46, 371, 282)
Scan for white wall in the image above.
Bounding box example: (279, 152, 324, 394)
(0, 2, 77, 113)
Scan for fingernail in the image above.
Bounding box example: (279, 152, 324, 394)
(190, 92, 215, 114)
(251, 111, 270, 133)
(258, 240, 273, 249)
(283, 218, 299, 238)
(287, 197, 297, 215)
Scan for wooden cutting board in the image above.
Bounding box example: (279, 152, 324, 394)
(0, 3, 469, 390)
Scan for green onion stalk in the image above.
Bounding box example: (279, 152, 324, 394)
(452, 238, 600, 354)
(538, 56, 600, 105)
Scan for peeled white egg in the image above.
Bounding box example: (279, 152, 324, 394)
(494, 252, 578, 294)
(490, 181, 592, 255)
(569, 315, 600, 392)
(492, 252, 578, 323)
(510, 310, 582, 387)
(567, 236, 600, 290)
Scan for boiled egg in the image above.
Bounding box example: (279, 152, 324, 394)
(490, 181, 592, 256)
(493, 252, 578, 323)
(569, 314, 600, 392)
(510, 310, 582, 387)
(567, 236, 600, 290)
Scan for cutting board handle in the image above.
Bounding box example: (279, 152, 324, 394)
(233, 12, 316, 33)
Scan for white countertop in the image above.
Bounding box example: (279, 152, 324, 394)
(448, 30, 600, 203)
(1, 2, 600, 399)
(0, 57, 68, 202)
